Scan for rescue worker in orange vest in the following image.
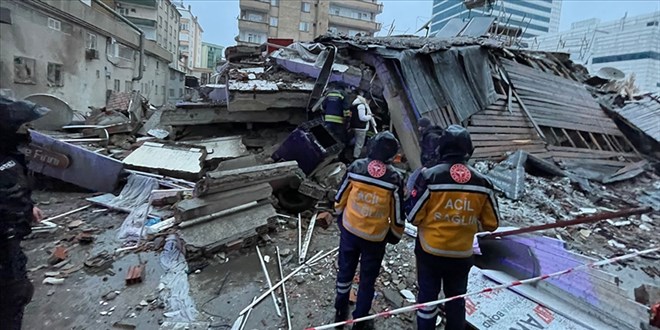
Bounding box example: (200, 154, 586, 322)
(333, 131, 405, 330)
(406, 125, 500, 330)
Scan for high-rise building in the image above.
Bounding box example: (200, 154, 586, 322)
(115, 0, 181, 69)
(201, 42, 225, 69)
(237, 0, 383, 45)
(532, 12, 660, 93)
(430, 0, 562, 38)
(175, 2, 203, 74)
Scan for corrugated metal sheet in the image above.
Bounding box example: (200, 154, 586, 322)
(614, 96, 660, 143)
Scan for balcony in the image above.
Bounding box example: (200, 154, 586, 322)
(238, 18, 269, 33)
(239, 0, 270, 13)
(328, 15, 382, 33)
(330, 0, 383, 14)
(117, 0, 157, 8)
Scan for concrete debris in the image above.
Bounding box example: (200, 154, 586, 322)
(123, 142, 207, 180)
(42, 277, 65, 285)
(175, 183, 272, 222)
(195, 161, 304, 197)
(185, 136, 249, 161)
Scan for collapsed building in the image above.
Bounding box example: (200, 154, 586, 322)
(14, 32, 660, 330)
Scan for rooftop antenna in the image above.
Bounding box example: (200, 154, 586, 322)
(415, 18, 433, 38)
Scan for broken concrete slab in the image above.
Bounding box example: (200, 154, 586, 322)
(180, 203, 274, 253)
(27, 130, 124, 193)
(175, 183, 272, 222)
(215, 155, 258, 171)
(123, 142, 207, 180)
(185, 136, 249, 161)
(160, 103, 307, 126)
(195, 161, 304, 197)
(298, 179, 327, 200)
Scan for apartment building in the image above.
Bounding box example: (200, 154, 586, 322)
(237, 0, 383, 45)
(201, 42, 225, 69)
(115, 0, 181, 70)
(533, 12, 660, 93)
(175, 2, 203, 75)
(0, 0, 183, 109)
(430, 0, 562, 38)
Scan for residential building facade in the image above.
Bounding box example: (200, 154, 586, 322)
(0, 0, 182, 109)
(430, 0, 562, 38)
(237, 0, 383, 45)
(175, 1, 203, 75)
(532, 12, 660, 93)
(115, 0, 181, 70)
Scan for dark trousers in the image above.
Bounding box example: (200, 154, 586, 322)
(324, 122, 347, 144)
(415, 242, 473, 330)
(335, 223, 386, 319)
(0, 238, 34, 330)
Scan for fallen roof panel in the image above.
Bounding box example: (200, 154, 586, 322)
(614, 96, 660, 143)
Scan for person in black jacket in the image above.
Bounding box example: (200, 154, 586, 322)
(0, 97, 49, 330)
(333, 131, 404, 330)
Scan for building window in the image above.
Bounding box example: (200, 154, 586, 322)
(270, 0, 278, 6)
(270, 17, 278, 26)
(47, 63, 63, 86)
(156, 61, 160, 70)
(181, 23, 189, 30)
(86, 32, 97, 50)
(125, 81, 132, 92)
(114, 79, 120, 92)
(13, 57, 36, 84)
(169, 88, 175, 97)
(179, 88, 183, 97)
(647, 21, 659, 27)
(328, 26, 338, 34)
(299, 22, 310, 32)
(47, 17, 61, 31)
(301, 2, 311, 12)
(155, 84, 158, 95)
(159, 16, 162, 27)
(130, 8, 136, 13)
(162, 86, 165, 96)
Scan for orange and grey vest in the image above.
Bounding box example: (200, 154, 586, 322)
(407, 162, 500, 258)
(335, 158, 404, 242)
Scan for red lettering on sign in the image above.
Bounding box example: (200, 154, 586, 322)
(534, 305, 554, 324)
(465, 298, 477, 316)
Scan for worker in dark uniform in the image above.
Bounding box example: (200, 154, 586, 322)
(333, 131, 405, 330)
(406, 117, 444, 197)
(322, 88, 350, 143)
(406, 125, 500, 330)
(1, 97, 49, 330)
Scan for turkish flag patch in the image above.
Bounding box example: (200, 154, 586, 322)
(450, 163, 472, 183)
(367, 160, 386, 178)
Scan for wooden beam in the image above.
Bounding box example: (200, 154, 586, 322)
(588, 132, 603, 151)
(576, 131, 592, 149)
(561, 128, 578, 148)
(512, 89, 546, 140)
(549, 127, 562, 145)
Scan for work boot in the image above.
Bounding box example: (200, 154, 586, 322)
(334, 306, 350, 329)
(351, 319, 375, 330)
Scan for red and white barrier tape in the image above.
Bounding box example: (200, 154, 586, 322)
(306, 247, 659, 330)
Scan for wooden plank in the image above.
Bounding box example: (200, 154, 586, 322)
(549, 127, 562, 145)
(533, 118, 623, 136)
(512, 89, 546, 139)
(588, 132, 603, 151)
(549, 150, 638, 160)
(561, 128, 578, 148)
(470, 119, 534, 128)
(473, 140, 544, 147)
(475, 145, 547, 154)
(470, 133, 537, 141)
(471, 114, 526, 122)
(468, 126, 536, 134)
(576, 131, 592, 149)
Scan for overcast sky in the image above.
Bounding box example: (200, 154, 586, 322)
(189, 0, 660, 47)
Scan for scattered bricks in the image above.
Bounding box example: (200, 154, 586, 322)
(316, 212, 334, 230)
(48, 245, 68, 265)
(125, 265, 145, 285)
